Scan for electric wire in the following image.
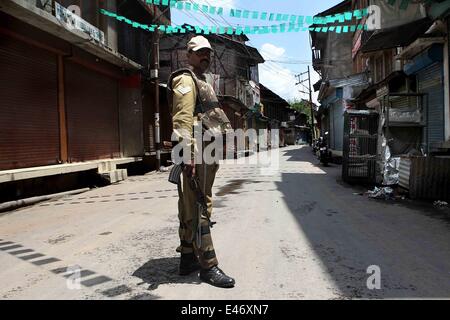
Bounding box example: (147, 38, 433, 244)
(170, 1, 306, 101)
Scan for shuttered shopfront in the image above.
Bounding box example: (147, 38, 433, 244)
(0, 36, 60, 170)
(417, 62, 445, 152)
(64, 60, 121, 162)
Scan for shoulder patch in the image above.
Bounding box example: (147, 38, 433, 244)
(176, 86, 192, 95)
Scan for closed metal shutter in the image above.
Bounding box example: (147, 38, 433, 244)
(329, 103, 344, 151)
(329, 104, 335, 150)
(65, 61, 120, 162)
(0, 37, 59, 170)
(333, 103, 344, 151)
(418, 62, 444, 152)
(390, 95, 410, 109)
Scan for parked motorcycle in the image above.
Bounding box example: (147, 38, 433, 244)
(317, 132, 332, 166)
(312, 138, 320, 154)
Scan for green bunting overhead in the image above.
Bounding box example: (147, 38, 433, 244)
(100, 9, 368, 35)
(145, 0, 369, 25)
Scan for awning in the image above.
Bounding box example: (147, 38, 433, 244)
(397, 36, 446, 60)
(361, 18, 433, 53)
(328, 72, 369, 88)
(349, 85, 376, 104)
(218, 95, 248, 112)
(345, 109, 378, 115)
(404, 43, 444, 75)
(352, 71, 406, 103)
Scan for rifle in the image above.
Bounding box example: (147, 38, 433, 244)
(168, 163, 184, 185)
(168, 164, 215, 248)
(187, 175, 206, 248)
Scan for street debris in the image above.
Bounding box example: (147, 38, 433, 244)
(382, 142, 400, 186)
(367, 187, 394, 200)
(433, 201, 448, 207)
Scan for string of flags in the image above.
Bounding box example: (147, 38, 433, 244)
(144, 0, 370, 25)
(100, 9, 368, 35)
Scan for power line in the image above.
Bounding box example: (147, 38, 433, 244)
(188, 0, 220, 26)
(172, 14, 311, 85)
(260, 62, 295, 76)
(170, 3, 301, 101)
(205, 0, 234, 28)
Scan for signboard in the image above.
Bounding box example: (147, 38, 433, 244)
(55, 2, 105, 45)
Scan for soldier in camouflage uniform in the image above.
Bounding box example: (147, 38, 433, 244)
(168, 36, 235, 288)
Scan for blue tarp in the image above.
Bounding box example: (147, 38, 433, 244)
(404, 44, 443, 75)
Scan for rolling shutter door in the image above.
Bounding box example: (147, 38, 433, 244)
(418, 63, 444, 152)
(0, 37, 59, 170)
(65, 61, 120, 162)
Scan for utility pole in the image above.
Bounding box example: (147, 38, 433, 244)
(295, 67, 316, 144)
(151, 11, 161, 170)
(307, 66, 315, 142)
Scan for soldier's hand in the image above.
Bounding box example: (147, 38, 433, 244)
(184, 160, 195, 177)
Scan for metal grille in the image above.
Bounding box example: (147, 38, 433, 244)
(342, 111, 379, 184)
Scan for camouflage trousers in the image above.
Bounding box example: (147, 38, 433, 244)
(177, 162, 219, 269)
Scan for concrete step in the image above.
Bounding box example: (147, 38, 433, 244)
(99, 169, 128, 184)
(98, 161, 117, 174)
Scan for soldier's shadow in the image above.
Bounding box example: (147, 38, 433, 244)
(132, 257, 201, 290)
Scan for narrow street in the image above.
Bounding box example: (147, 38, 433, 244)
(1, 145, 449, 300)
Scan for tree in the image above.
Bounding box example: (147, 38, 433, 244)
(289, 99, 312, 125)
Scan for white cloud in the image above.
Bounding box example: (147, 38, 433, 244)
(259, 43, 301, 102)
(259, 43, 320, 104)
(260, 43, 286, 60)
(192, 0, 237, 11)
(217, 0, 236, 10)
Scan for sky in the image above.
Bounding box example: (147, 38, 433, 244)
(171, 0, 343, 104)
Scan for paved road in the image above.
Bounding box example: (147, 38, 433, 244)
(1, 146, 450, 299)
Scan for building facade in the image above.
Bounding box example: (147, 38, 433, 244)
(0, 0, 168, 189)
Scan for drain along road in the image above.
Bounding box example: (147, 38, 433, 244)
(1, 145, 450, 299)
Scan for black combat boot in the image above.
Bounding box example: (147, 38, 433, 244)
(200, 266, 235, 288)
(179, 253, 201, 276)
